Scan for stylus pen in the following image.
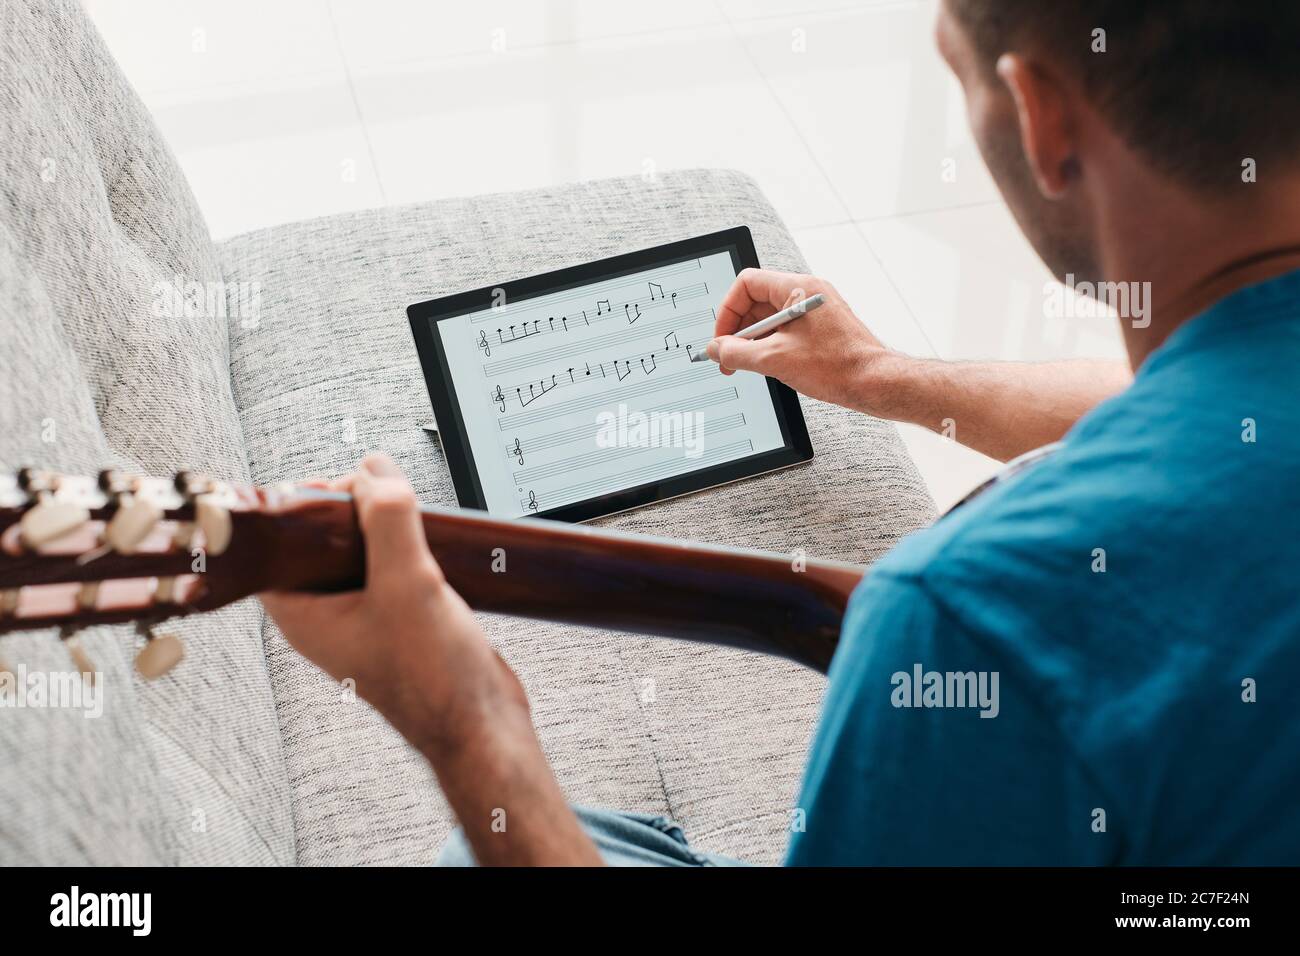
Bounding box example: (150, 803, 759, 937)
(689, 293, 827, 362)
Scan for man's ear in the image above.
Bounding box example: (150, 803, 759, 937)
(996, 53, 1078, 199)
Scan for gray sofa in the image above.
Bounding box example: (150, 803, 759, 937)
(0, 0, 935, 865)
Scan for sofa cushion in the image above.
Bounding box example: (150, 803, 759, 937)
(0, 0, 293, 864)
(221, 168, 935, 865)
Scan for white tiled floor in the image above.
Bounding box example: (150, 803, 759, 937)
(84, 0, 1126, 511)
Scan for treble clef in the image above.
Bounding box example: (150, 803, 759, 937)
(478, 330, 491, 357)
(527, 490, 538, 512)
(512, 437, 524, 465)
(493, 384, 505, 412)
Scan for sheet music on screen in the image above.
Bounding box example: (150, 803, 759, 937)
(436, 251, 785, 516)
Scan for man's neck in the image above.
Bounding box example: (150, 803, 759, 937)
(1094, 174, 1300, 370)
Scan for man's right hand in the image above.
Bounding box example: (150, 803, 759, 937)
(708, 267, 1133, 462)
(707, 268, 899, 414)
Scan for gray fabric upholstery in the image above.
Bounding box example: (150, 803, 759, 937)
(0, 0, 291, 865)
(1, 1, 935, 866)
(220, 170, 936, 865)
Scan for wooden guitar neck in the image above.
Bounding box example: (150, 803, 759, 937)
(0, 473, 865, 675)
(258, 491, 864, 673)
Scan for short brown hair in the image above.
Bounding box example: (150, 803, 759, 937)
(948, 0, 1300, 189)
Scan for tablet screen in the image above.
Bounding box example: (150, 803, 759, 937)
(409, 228, 812, 521)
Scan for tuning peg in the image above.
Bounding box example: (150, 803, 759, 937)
(97, 468, 128, 495)
(104, 495, 162, 554)
(194, 496, 232, 555)
(19, 498, 90, 549)
(16, 467, 55, 495)
(135, 625, 184, 680)
(64, 634, 97, 686)
(174, 470, 212, 496)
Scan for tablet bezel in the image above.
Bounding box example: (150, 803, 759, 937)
(407, 226, 813, 523)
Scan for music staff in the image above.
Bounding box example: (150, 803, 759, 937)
(506, 385, 740, 457)
(547, 440, 754, 509)
(469, 259, 702, 325)
(511, 412, 749, 485)
(496, 365, 717, 430)
(491, 332, 702, 411)
(485, 282, 709, 351)
(482, 308, 713, 378)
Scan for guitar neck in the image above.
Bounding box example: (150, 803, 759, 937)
(0, 475, 864, 674)
(264, 493, 865, 673)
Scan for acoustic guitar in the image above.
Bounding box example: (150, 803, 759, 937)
(0, 468, 865, 680)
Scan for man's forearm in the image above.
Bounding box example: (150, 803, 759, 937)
(420, 705, 603, 866)
(861, 354, 1133, 461)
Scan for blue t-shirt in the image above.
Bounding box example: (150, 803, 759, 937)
(787, 268, 1300, 865)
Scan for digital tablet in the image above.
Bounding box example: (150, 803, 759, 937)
(407, 226, 813, 522)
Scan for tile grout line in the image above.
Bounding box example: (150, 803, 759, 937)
(711, 0, 941, 359)
(326, 0, 388, 205)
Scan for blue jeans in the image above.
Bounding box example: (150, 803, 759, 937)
(436, 806, 750, 867)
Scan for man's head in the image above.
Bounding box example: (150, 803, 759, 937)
(937, 0, 1300, 283)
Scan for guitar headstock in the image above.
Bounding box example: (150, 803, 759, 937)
(0, 468, 362, 681)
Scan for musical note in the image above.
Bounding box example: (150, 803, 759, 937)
(671, 291, 678, 310)
(615, 361, 632, 382)
(517, 374, 557, 408)
(477, 330, 491, 357)
(498, 320, 544, 344)
(664, 331, 680, 350)
(511, 437, 524, 465)
(685, 344, 695, 362)
(567, 367, 575, 383)
(625, 302, 641, 324)
(596, 299, 610, 316)
(648, 281, 664, 301)
(641, 354, 657, 375)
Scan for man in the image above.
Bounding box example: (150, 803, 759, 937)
(265, 0, 1300, 865)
